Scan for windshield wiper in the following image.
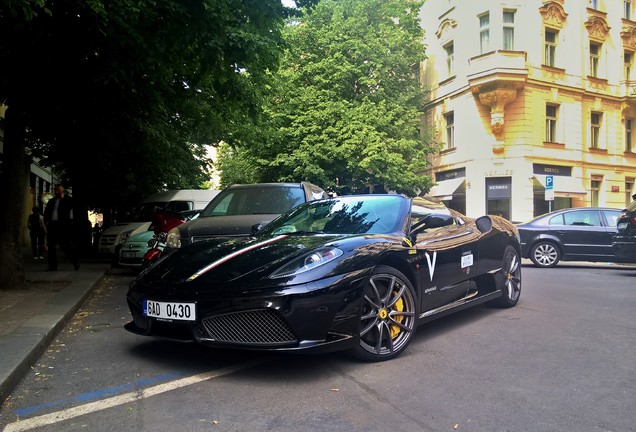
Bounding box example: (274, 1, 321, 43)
(278, 230, 325, 235)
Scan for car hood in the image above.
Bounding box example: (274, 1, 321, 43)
(124, 230, 154, 244)
(178, 214, 281, 242)
(102, 222, 150, 236)
(136, 233, 390, 290)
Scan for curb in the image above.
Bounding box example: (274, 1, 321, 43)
(0, 270, 106, 405)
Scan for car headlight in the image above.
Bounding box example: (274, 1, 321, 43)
(270, 247, 343, 278)
(119, 230, 134, 244)
(165, 227, 182, 249)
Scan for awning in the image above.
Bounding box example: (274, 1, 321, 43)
(426, 177, 466, 201)
(533, 175, 587, 196)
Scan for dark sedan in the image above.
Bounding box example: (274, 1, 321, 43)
(517, 207, 621, 267)
(163, 182, 328, 253)
(125, 194, 521, 362)
(612, 199, 636, 263)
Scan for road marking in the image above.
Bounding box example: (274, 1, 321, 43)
(14, 372, 185, 418)
(3, 359, 267, 432)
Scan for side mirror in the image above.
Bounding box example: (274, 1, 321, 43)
(251, 222, 264, 235)
(476, 215, 492, 234)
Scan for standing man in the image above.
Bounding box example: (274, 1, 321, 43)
(43, 184, 79, 271)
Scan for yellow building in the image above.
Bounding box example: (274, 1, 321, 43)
(420, 0, 636, 222)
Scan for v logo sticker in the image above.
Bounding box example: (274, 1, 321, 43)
(425, 251, 437, 282)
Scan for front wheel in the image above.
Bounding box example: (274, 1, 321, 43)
(490, 246, 522, 308)
(530, 241, 561, 267)
(352, 266, 418, 362)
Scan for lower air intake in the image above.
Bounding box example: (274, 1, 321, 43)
(201, 309, 297, 346)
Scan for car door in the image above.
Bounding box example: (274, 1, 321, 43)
(551, 209, 616, 260)
(414, 222, 480, 312)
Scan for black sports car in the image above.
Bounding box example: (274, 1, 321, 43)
(125, 194, 522, 361)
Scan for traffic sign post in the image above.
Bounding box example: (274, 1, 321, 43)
(545, 175, 554, 212)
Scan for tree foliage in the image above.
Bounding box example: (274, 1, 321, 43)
(0, 0, 287, 288)
(1, 0, 286, 206)
(223, 0, 435, 196)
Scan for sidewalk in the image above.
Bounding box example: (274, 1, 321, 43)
(0, 249, 111, 405)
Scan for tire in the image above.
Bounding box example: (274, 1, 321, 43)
(352, 266, 418, 362)
(490, 246, 522, 308)
(529, 241, 561, 267)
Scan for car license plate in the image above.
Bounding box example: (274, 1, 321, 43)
(122, 251, 136, 258)
(618, 222, 628, 229)
(144, 300, 196, 321)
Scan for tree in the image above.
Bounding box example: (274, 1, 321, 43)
(224, 0, 436, 196)
(0, 0, 287, 288)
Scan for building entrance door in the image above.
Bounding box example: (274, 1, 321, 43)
(486, 177, 511, 220)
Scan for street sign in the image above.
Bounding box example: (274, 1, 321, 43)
(545, 175, 554, 190)
(545, 188, 554, 201)
(545, 175, 554, 202)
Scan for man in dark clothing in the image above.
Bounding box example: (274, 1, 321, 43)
(43, 184, 79, 271)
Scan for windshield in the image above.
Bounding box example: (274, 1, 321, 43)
(261, 195, 409, 236)
(123, 201, 169, 222)
(200, 186, 305, 217)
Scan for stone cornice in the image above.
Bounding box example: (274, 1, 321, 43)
(539, 1, 568, 29)
(621, 21, 636, 50)
(585, 14, 610, 42)
(436, 18, 457, 39)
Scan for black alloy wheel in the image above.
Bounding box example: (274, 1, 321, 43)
(530, 241, 561, 267)
(353, 266, 418, 362)
(491, 246, 522, 308)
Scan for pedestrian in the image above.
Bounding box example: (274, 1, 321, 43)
(92, 222, 102, 254)
(27, 206, 47, 260)
(43, 184, 79, 271)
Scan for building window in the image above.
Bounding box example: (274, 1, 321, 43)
(591, 178, 601, 207)
(591, 112, 602, 148)
(590, 0, 599, 9)
(626, 179, 635, 206)
(625, 0, 632, 20)
(479, 13, 490, 54)
(444, 42, 454, 77)
(503, 11, 515, 50)
(626, 118, 633, 152)
(625, 52, 633, 81)
(590, 42, 601, 77)
(545, 29, 557, 67)
(444, 112, 455, 150)
(546, 104, 558, 142)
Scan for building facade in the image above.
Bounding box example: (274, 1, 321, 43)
(420, 0, 636, 222)
(0, 105, 58, 246)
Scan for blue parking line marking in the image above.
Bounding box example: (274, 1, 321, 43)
(14, 371, 185, 418)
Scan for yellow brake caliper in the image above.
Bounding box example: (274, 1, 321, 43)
(390, 292, 404, 339)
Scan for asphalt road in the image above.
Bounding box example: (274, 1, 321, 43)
(1, 263, 635, 432)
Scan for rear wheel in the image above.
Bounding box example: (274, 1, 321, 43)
(530, 241, 561, 267)
(352, 266, 418, 362)
(490, 246, 521, 308)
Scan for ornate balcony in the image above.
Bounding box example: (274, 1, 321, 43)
(467, 50, 528, 154)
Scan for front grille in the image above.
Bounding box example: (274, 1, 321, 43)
(201, 309, 297, 346)
(101, 235, 117, 246)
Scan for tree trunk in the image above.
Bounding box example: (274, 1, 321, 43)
(0, 106, 29, 290)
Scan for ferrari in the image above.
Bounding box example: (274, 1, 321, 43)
(125, 194, 522, 361)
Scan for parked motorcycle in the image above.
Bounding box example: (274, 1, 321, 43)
(140, 209, 199, 271)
